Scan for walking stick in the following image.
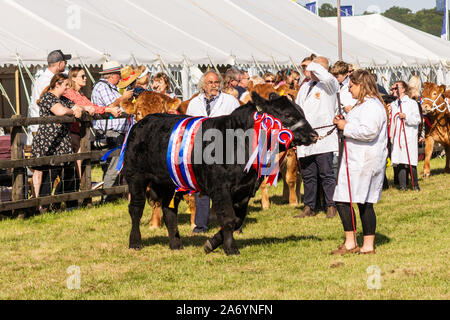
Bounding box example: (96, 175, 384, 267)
(396, 86, 416, 189)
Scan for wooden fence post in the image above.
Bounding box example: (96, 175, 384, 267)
(10, 115, 25, 212)
(80, 116, 92, 208)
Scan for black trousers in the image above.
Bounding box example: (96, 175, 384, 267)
(299, 152, 336, 211)
(398, 164, 419, 189)
(39, 164, 78, 208)
(336, 202, 376, 236)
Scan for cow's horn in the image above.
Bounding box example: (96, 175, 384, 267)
(256, 105, 263, 112)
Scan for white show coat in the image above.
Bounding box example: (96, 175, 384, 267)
(296, 62, 339, 158)
(333, 98, 388, 204)
(389, 95, 421, 166)
(339, 77, 358, 113)
(186, 92, 240, 117)
(27, 68, 55, 144)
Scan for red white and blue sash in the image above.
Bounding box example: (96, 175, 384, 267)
(167, 117, 208, 193)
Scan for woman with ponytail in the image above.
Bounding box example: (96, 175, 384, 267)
(331, 70, 388, 255)
(31, 73, 83, 211)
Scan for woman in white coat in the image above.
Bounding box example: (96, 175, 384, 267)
(332, 70, 388, 255)
(389, 81, 421, 191)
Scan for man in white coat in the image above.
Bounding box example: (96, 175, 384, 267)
(389, 81, 421, 191)
(186, 70, 240, 233)
(294, 57, 339, 218)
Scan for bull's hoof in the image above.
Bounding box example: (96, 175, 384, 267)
(169, 240, 183, 250)
(261, 203, 270, 210)
(289, 202, 298, 207)
(204, 240, 214, 254)
(224, 246, 240, 256)
(129, 242, 143, 250)
(423, 173, 430, 178)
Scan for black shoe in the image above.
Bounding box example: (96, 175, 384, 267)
(326, 206, 337, 218)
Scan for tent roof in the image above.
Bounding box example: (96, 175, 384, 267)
(0, 0, 448, 68)
(325, 14, 450, 66)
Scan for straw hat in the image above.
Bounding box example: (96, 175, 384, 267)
(99, 60, 121, 74)
(117, 66, 142, 89)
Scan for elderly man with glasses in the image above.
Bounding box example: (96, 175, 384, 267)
(186, 70, 240, 234)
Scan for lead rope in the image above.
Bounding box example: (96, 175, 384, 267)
(398, 97, 415, 189)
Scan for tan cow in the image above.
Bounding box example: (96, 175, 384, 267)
(420, 82, 450, 177)
(122, 91, 197, 230)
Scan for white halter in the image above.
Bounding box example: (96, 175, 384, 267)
(422, 92, 450, 113)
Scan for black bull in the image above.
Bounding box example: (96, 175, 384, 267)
(123, 93, 318, 255)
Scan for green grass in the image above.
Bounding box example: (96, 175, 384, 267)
(0, 158, 448, 300)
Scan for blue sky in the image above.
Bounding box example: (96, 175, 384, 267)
(296, 0, 436, 15)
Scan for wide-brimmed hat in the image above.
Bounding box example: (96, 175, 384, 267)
(117, 66, 143, 89)
(99, 61, 121, 74)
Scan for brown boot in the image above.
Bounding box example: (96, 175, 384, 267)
(326, 206, 337, 218)
(294, 205, 315, 218)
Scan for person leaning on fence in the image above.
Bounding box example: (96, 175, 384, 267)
(30, 73, 83, 212)
(28, 50, 71, 207)
(186, 69, 240, 234)
(331, 70, 388, 255)
(90, 61, 133, 202)
(64, 67, 122, 185)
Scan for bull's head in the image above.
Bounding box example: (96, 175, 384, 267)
(251, 92, 318, 146)
(421, 82, 447, 114)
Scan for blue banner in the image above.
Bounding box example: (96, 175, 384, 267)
(340, 5, 353, 16)
(436, 0, 445, 12)
(305, 1, 318, 15)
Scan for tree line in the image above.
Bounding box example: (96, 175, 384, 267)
(318, 3, 448, 37)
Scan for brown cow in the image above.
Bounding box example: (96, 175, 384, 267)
(241, 83, 302, 209)
(420, 82, 450, 177)
(122, 91, 197, 230)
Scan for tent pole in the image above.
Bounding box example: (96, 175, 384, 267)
(15, 67, 20, 115)
(337, 0, 343, 61)
(252, 55, 264, 75)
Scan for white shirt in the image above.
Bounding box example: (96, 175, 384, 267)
(186, 92, 240, 117)
(295, 62, 339, 158)
(27, 68, 55, 144)
(333, 98, 388, 204)
(389, 95, 421, 166)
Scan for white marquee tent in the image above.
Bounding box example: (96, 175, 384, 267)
(325, 14, 450, 86)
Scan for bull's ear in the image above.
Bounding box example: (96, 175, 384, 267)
(251, 92, 267, 112)
(247, 81, 254, 92)
(268, 92, 279, 101)
(439, 85, 446, 93)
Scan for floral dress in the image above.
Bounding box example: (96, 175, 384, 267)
(31, 92, 75, 159)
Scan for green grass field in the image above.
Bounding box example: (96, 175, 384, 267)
(0, 158, 448, 300)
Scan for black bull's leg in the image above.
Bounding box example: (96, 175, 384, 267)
(204, 195, 249, 255)
(162, 191, 183, 250)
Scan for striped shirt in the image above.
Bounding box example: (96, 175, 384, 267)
(91, 80, 127, 133)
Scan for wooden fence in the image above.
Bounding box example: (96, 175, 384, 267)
(0, 114, 129, 214)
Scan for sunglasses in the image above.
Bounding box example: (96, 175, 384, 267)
(293, 78, 300, 81)
(265, 80, 275, 83)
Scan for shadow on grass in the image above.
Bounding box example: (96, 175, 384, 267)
(429, 167, 447, 176)
(142, 234, 322, 249)
(354, 232, 391, 247)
